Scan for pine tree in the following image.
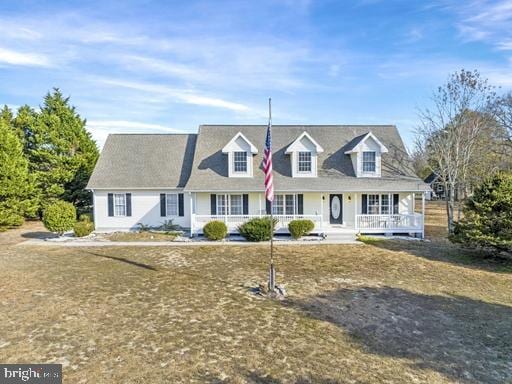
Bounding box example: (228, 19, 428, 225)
(13, 105, 37, 154)
(28, 89, 99, 214)
(451, 173, 512, 253)
(0, 119, 36, 227)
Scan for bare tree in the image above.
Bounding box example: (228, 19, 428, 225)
(494, 92, 512, 145)
(416, 70, 497, 233)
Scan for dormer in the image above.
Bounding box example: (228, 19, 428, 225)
(222, 132, 258, 177)
(285, 132, 324, 177)
(344, 132, 388, 177)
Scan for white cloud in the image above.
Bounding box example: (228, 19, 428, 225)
(98, 78, 252, 112)
(0, 47, 51, 67)
(455, 0, 512, 49)
(86, 120, 186, 148)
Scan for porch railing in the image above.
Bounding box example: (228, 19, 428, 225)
(193, 214, 323, 233)
(355, 214, 423, 231)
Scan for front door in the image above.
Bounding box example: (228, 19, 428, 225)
(329, 194, 343, 224)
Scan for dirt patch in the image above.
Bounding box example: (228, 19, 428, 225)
(106, 231, 179, 242)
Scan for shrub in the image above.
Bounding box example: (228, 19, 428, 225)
(203, 220, 228, 240)
(73, 220, 94, 237)
(159, 219, 181, 232)
(79, 213, 93, 222)
(288, 219, 315, 239)
(450, 173, 512, 254)
(238, 217, 277, 242)
(43, 201, 76, 235)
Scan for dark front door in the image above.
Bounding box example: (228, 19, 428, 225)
(329, 194, 343, 224)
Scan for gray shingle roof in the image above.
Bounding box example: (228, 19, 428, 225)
(185, 125, 429, 192)
(86, 134, 197, 189)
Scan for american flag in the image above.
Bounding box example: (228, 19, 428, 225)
(263, 120, 274, 202)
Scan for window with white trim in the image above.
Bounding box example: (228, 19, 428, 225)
(233, 151, 248, 173)
(368, 194, 380, 214)
(367, 194, 392, 214)
(381, 194, 390, 214)
(166, 193, 178, 216)
(216, 194, 244, 215)
(298, 151, 312, 172)
(230, 194, 243, 215)
(217, 194, 227, 215)
(272, 194, 295, 215)
(362, 151, 376, 172)
(114, 193, 126, 216)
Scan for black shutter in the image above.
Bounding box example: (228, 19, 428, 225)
(362, 194, 368, 214)
(160, 194, 166, 216)
(178, 193, 184, 217)
(126, 193, 132, 217)
(210, 194, 217, 215)
(393, 194, 399, 214)
(242, 194, 249, 215)
(266, 199, 271, 214)
(297, 194, 304, 215)
(108, 193, 114, 217)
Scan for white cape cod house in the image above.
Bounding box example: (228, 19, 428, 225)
(86, 125, 429, 238)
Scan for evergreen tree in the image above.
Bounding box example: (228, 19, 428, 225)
(28, 89, 99, 213)
(451, 173, 512, 253)
(13, 105, 37, 153)
(0, 119, 36, 227)
(0, 105, 13, 126)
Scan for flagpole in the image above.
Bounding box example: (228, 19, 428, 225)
(268, 97, 276, 293)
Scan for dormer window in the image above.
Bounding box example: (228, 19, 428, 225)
(222, 132, 258, 178)
(345, 132, 388, 178)
(286, 132, 324, 178)
(362, 151, 376, 172)
(234, 151, 248, 173)
(298, 152, 312, 172)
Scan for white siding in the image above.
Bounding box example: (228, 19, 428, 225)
(93, 190, 191, 232)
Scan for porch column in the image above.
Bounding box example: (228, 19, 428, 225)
(354, 193, 358, 230)
(412, 192, 416, 213)
(319, 193, 324, 230)
(189, 192, 194, 237)
(421, 192, 425, 239)
(224, 193, 228, 225)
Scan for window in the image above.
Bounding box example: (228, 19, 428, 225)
(216, 194, 244, 215)
(298, 151, 312, 172)
(114, 194, 126, 216)
(217, 195, 227, 215)
(381, 194, 390, 214)
(230, 194, 243, 215)
(272, 194, 295, 215)
(285, 194, 295, 215)
(362, 151, 376, 172)
(368, 194, 380, 214)
(233, 151, 248, 173)
(166, 193, 178, 216)
(273, 195, 284, 215)
(367, 194, 392, 214)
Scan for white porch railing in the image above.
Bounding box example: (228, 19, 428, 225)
(355, 214, 423, 232)
(193, 214, 323, 233)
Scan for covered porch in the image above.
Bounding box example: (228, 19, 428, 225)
(189, 191, 426, 238)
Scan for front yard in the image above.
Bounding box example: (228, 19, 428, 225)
(0, 202, 511, 383)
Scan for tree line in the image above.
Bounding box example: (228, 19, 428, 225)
(414, 70, 512, 253)
(0, 89, 99, 229)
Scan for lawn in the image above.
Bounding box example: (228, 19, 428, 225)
(0, 203, 511, 383)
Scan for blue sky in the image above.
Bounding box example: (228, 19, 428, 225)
(1, 0, 512, 149)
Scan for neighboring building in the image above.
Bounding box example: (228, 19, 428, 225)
(424, 172, 446, 200)
(87, 125, 430, 237)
